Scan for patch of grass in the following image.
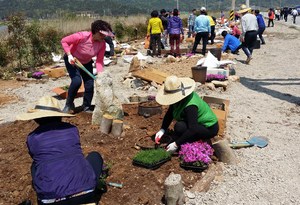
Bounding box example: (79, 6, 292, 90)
(133, 148, 171, 165)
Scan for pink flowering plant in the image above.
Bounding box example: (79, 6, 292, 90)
(179, 141, 214, 167)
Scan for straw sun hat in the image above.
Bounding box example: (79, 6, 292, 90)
(238, 4, 251, 14)
(16, 96, 74, 121)
(156, 76, 196, 106)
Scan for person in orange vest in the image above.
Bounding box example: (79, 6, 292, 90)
(268, 8, 275, 27)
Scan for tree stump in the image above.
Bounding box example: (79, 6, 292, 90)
(111, 119, 123, 136)
(212, 139, 238, 165)
(164, 172, 185, 205)
(100, 114, 113, 134)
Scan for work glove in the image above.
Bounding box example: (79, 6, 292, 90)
(166, 142, 178, 153)
(155, 129, 165, 144)
(68, 54, 75, 65)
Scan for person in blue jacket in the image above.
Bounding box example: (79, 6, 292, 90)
(221, 31, 242, 54)
(17, 96, 105, 205)
(255, 10, 266, 45)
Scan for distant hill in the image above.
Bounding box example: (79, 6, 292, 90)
(0, 0, 299, 19)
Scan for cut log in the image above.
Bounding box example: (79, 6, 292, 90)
(100, 114, 113, 134)
(212, 139, 238, 165)
(111, 119, 123, 136)
(164, 172, 185, 205)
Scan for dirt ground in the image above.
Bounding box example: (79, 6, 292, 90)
(0, 21, 300, 205)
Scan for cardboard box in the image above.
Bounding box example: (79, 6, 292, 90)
(52, 84, 84, 99)
(202, 96, 230, 137)
(42, 67, 66, 78)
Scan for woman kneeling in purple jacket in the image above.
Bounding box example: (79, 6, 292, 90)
(17, 96, 105, 205)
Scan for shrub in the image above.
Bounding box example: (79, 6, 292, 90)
(113, 21, 125, 40)
(7, 13, 28, 70)
(0, 40, 9, 67)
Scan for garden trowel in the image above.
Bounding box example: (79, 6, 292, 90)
(230, 136, 268, 149)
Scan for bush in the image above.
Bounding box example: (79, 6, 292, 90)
(181, 17, 188, 28)
(113, 21, 125, 40)
(0, 40, 9, 67)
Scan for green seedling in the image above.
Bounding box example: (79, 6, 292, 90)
(133, 148, 171, 165)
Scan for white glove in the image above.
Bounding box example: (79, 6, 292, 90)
(166, 142, 178, 153)
(68, 54, 75, 64)
(155, 129, 165, 144)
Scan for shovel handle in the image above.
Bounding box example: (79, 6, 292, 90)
(74, 58, 96, 80)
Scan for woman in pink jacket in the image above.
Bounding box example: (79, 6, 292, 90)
(61, 20, 114, 113)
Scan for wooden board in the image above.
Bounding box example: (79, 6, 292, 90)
(132, 68, 170, 84)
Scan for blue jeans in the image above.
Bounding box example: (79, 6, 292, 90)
(64, 54, 94, 108)
(188, 25, 194, 38)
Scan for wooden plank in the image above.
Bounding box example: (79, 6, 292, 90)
(132, 69, 170, 84)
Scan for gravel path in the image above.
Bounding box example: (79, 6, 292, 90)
(185, 20, 300, 205)
(1, 21, 299, 205)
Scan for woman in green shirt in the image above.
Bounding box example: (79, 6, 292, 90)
(155, 76, 219, 152)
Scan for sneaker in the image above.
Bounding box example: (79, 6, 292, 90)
(82, 106, 93, 113)
(62, 104, 75, 114)
(245, 56, 252, 64)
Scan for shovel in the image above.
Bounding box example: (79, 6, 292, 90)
(230, 136, 269, 149)
(74, 58, 97, 80)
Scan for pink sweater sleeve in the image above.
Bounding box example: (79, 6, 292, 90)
(61, 32, 82, 54)
(96, 41, 105, 73)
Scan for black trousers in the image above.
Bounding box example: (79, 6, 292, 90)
(173, 121, 219, 145)
(150, 33, 162, 56)
(210, 26, 215, 44)
(192, 32, 209, 55)
(64, 54, 94, 108)
(242, 30, 257, 56)
(268, 19, 274, 27)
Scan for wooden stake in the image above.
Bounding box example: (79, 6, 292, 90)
(100, 114, 113, 134)
(212, 139, 238, 165)
(111, 119, 123, 136)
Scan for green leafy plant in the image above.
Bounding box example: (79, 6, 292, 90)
(133, 148, 171, 165)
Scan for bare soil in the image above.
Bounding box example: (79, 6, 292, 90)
(0, 105, 209, 205)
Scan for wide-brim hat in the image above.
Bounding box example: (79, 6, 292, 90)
(156, 76, 196, 105)
(99, 30, 114, 37)
(16, 96, 74, 121)
(238, 4, 251, 14)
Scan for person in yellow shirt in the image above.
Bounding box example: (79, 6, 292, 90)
(206, 11, 216, 45)
(147, 10, 164, 57)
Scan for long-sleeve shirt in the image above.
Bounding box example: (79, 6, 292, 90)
(167, 16, 184, 35)
(241, 13, 258, 37)
(231, 25, 241, 36)
(61, 31, 105, 73)
(27, 122, 96, 200)
(160, 92, 217, 146)
(188, 13, 196, 26)
(194, 15, 211, 33)
(222, 34, 241, 52)
(256, 14, 266, 28)
(147, 17, 163, 35)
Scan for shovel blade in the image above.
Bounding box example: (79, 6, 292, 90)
(247, 136, 268, 148)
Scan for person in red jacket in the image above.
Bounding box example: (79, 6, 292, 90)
(268, 8, 275, 27)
